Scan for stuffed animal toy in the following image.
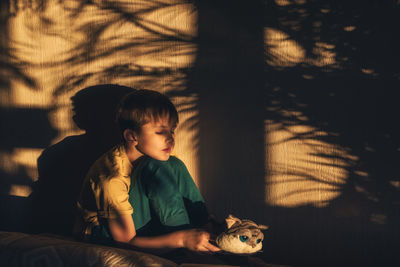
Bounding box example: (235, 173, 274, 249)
(216, 215, 268, 254)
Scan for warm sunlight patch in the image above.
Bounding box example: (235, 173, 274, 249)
(265, 119, 354, 208)
(311, 42, 336, 67)
(361, 68, 375, 75)
(302, 74, 314, 80)
(370, 213, 387, 225)
(275, 0, 292, 6)
(9, 185, 32, 197)
(354, 170, 369, 177)
(390, 181, 400, 188)
(11, 149, 42, 181)
(171, 95, 200, 186)
(275, 0, 306, 6)
(0, 152, 18, 175)
(264, 27, 306, 67)
(0, 149, 41, 196)
(264, 28, 337, 68)
(344, 26, 356, 32)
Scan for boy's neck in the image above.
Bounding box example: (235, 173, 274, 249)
(124, 143, 144, 163)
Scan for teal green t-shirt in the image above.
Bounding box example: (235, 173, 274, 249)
(129, 156, 208, 236)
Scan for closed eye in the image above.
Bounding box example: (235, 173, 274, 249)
(156, 130, 168, 135)
(156, 130, 175, 135)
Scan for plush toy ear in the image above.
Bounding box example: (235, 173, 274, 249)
(258, 224, 269, 230)
(225, 214, 241, 229)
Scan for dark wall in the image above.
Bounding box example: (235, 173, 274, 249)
(189, 0, 399, 266)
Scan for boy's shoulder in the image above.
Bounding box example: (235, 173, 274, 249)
(89, 144, 132, 179)
(140, 155, 185, 171)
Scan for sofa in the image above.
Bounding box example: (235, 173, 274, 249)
(0, 230, 291, 267)
(0, 231, 179, 267)
(1, 230, 283, 267)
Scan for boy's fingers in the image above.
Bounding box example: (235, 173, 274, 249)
(204, 241, 221, 252)
(199, 246, 211, 252)
(202, 232, 210, 239)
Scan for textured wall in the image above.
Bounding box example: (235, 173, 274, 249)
(1, 0, 400, 266)
(3, 0, 199, 194)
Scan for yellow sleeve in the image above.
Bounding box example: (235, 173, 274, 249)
(98, 176, 133, 218)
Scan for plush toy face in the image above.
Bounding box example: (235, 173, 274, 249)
(216, 215, 268, 254)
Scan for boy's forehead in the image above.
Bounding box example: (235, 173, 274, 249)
(147, 117, 176, 128)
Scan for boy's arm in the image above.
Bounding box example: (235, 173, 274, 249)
(108, 214, 220, 252)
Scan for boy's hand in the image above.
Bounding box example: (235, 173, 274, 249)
(179, 229, 221, 252)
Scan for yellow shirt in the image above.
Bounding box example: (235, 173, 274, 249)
(75, 144, 133, 237)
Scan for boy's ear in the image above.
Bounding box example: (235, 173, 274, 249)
(123, 129, 137, 144)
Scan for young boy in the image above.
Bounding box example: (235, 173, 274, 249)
(74, 89, 220, 253)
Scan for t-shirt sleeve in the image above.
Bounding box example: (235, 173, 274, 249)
(169, 156, 205, 203)
(142, 157, 208, 227)
(98, 177, 133, 218)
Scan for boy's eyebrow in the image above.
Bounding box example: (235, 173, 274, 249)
(152, 120, 177, 129)
(154, 124, 168, 128)
(155, 124, 175, 129)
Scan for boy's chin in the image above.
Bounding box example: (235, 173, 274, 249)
(152, 154, 170, 161)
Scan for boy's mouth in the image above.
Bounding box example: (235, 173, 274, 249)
(163, 148, 172, 153)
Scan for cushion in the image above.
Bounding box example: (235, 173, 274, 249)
(0, 231, 177, 267)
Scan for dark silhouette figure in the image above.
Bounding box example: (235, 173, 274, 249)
(31, 84, 134, 236)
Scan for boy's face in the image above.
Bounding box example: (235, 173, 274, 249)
(134, 117, 175, 161)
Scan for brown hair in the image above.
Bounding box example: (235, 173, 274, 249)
(116, 89, 178, 136)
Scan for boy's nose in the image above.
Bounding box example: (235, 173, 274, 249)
(167, 134, 174, 144)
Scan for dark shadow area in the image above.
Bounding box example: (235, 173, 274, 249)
(169, 0, 267, 220)
(0, 108, 56, 150)
(0, 171, 34, 232)
(0, 107, 57, 233)
(174, 0, 399, 266)
(30, 84, 134, 236)
(259, 1, 400, 266)
(194, 0, 266, 220)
